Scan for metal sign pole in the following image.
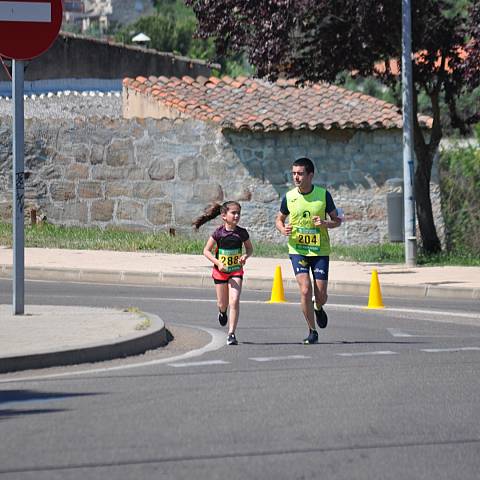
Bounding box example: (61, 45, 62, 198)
(1, 2, 62, 315)
(402, 0, 417, 267)
(12, 59, 25, 314)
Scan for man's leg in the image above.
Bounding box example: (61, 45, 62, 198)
(313, 279, 328, 309)
(312, 256, 329, 328)
(295, 273, 316, 331)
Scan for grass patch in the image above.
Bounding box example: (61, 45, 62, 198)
(332, 243, 404, 263)
(332, 243, 480, 266)
(122, 306, 152, 330)
(0, 221, 288, 256)
(0, 222, 206, 254)
(122, 306, 142, 314)
(135, 317, 152, 331)
(0, 222, 478, 266)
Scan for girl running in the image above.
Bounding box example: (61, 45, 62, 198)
(193, 201, 253, 345)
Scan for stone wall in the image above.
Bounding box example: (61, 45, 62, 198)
(0, 114, 444, 246)
(0, 32, 215, 83)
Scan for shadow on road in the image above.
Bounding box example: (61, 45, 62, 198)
(0, 389, 104, 420)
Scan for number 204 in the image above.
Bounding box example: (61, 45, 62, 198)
(298, 234, 317, 244)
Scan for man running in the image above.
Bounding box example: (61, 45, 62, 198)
(276, 157, 342, 344)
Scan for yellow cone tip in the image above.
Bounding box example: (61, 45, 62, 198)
(366, 269, 385, 309)
(267, 265, 287, 303)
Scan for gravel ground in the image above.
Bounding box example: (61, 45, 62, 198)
(0, 91, 123, 119)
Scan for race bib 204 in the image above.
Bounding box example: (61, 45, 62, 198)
(292, 227, 321, 253)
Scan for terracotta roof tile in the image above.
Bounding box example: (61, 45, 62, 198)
(123, 76, 431, 131)
(196, 76, 208, 86)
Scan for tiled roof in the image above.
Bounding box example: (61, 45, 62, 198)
(123, 75, 430, 131)
(374, 48, 469, 76)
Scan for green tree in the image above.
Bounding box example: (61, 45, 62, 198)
(187, 0, 480, 254)
(115, 1, 249, 76)
(439, 124, 480, 254)
(115, 14, 191, 54)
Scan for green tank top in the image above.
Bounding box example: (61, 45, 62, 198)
(286, 185, 331, 256)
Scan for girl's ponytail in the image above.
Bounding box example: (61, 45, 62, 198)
(193, 203, 222, 230)
(193, 201, 241, 230)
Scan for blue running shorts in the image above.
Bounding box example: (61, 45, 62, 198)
(289, 254, 329, 280)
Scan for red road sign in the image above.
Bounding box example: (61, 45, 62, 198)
(0, 0, 63, 60)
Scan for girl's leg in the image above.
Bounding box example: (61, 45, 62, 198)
(215, 282, 229, 314)
(227, 277, 242, 334)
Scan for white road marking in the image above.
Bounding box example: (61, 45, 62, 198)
(249, 355, 310, 362)
(387, 328, 416, 337)
(168, 360, 229, 368)
(0, 2, 51, 22)
(0, 326, 226, 383)
(386, 328, 469, 339)
(337, 351, 397, 357)
(13, 288, 480, 321)
(31, 292, 480, 320)
(334, 303, 480, 320)
(421, 347, 480, 353)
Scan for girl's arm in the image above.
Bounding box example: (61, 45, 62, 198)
(239, 239, 253, 265)
(203, 236, 225, 271)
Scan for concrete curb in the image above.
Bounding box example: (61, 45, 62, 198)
(0, 311, 167, 374)
(1, 264, 479, 300)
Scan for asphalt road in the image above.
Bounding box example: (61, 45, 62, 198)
(1, 279, 479, 480)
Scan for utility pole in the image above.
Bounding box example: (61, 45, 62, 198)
(1, 0, 63, 314)
(402, 0, 417, 267)
(12, 59, 25, 314)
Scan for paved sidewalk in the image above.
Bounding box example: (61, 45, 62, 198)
(0, 247, 479, 374)
(1, 247, 479, 298)
(0, 303, 167, 374)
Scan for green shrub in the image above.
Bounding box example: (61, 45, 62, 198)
(439, 124, 480, 255)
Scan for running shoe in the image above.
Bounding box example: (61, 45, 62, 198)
(227, 333, 238, 345)
(314, 306, 328, 329)
(303, 330, 318, 345)
(218, 311, 228, 327)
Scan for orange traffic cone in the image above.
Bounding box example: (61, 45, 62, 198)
(267, 265, 287, 303)
(367, 269, 385, 309)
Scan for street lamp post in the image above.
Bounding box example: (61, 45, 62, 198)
(402, 0, 417, 266)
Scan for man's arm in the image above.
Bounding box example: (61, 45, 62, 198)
(312, 191, 342, 228)
(327, 209, 342, 228)
(312, 210, 342, 229)
(276, 212, 292, 236)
